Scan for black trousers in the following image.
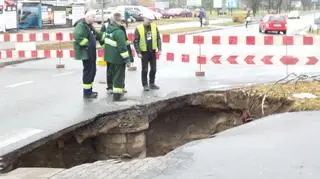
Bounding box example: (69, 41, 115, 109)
(141, 51, 156, 87)
(106, 62, 113, 89)
(82, 57, 96, 88)
(200, 18, 203, 27)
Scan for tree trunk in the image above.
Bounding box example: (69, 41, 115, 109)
(277, 0, 283, 13)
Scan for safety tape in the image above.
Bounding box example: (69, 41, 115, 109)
(1, 32, 318, 46)
(0, 49, 319, 65)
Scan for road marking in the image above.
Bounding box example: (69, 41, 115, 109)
(52, 71, 75, 77)
(5, 80, 34, 88)
(0, 128, 43, 149)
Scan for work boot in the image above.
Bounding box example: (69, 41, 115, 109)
(83, 89, 98, 99)
(143, 86, 150, 91)
(113, 93, 127, 102)
(150, 84, 160, 90)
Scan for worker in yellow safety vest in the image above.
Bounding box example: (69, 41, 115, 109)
(133, 15, 162, 91)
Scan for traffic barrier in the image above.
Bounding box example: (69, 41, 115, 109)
(1, 49, 319, 65)
(161, 34, 317, 46)
(1, 32, 318, 76)
(0, 32, 74, 42)
(1, 32, 318, 46)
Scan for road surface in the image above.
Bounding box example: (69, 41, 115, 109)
(0, 13, 319, 157)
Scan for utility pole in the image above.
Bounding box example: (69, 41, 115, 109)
(39, 0, 42, 29)
(16, 0, 19, 32)
(102, 0, 104, 24)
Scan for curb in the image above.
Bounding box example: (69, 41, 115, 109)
(187, 21, 259, 35)
(0, 58, 44, 68)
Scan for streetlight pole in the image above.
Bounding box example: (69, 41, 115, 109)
(39, 0, 42, 29)
(16, 0, 19, 32)
(102, 0, 104, 24)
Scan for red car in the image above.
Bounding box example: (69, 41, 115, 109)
(164, 8, 193, 18)
(259, 14, 287, 34)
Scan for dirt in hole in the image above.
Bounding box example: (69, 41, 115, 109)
(9, 134, 99, 170)
(147, 106, 241, 157)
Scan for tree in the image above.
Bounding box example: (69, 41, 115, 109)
(251, 0, 260, 17)
(301, 0, 312, 10)
(276, 0, 283, 13)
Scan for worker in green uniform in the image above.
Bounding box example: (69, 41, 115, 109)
(73, 10, 103, 98)
(100, 18, 132, 95)
(103, 12, 133, 101)
(124, 9, 130, 28)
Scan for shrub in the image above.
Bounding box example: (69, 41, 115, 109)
(232, 15, 246, 23)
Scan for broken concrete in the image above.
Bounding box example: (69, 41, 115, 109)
(0, 89, 295, 173)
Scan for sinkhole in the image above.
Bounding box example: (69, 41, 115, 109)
(1, 89, 294, 173)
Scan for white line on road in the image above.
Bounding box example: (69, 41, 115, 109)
(0, 128, 43, 149)
(5, 80, 34, 88)
(52, 71, 75, 77)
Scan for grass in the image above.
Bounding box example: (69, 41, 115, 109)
(308, 29, 320, 35)
(160, 27, 210, 34)
(37, 42, 73, 50)
(254, 81, 320, 111)
(215, 21, 242, 26)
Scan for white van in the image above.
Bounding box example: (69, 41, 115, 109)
(112, 6, 162, 20)
(288, 10, 300, 19)
(95, 8, 114, 24)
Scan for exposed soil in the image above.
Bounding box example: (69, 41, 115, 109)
(147, 106, 241, 157)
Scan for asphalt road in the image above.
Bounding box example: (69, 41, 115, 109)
(0, 14, 319, 156)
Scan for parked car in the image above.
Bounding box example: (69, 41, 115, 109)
(259, 14, 287, 34)
(95, 9, 113, 24)
(128, 9, 144, 21)
(165, 8, 193, 18)
(112, 6, 162, 20)
(177, 9, 193, 17)
(150, 8, 168, 18)
(288, 10, 300, 19)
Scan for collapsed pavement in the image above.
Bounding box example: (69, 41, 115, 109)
(0, 88, 295, 173)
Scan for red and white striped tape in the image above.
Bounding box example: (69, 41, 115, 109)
(0, 49, 104, 59)
(0, 32, 74, 42)
(161, 34, 318, 46)
(1, 32, 318, 46)
(1, 49, 319, 65)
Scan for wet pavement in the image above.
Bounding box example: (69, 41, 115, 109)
(0, 13, 319, 172)
(0, 57, 319, 157)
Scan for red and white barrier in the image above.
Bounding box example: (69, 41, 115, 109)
(1, 49, 319, 65)
(0, 32, 74, 42)
(160, 34, 318, 46)
(1, 32, 318, 46)
(0, 49, 104, 59)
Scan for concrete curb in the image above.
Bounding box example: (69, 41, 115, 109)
(0, 58, 44, 68)
(186, 21, 260, 35)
